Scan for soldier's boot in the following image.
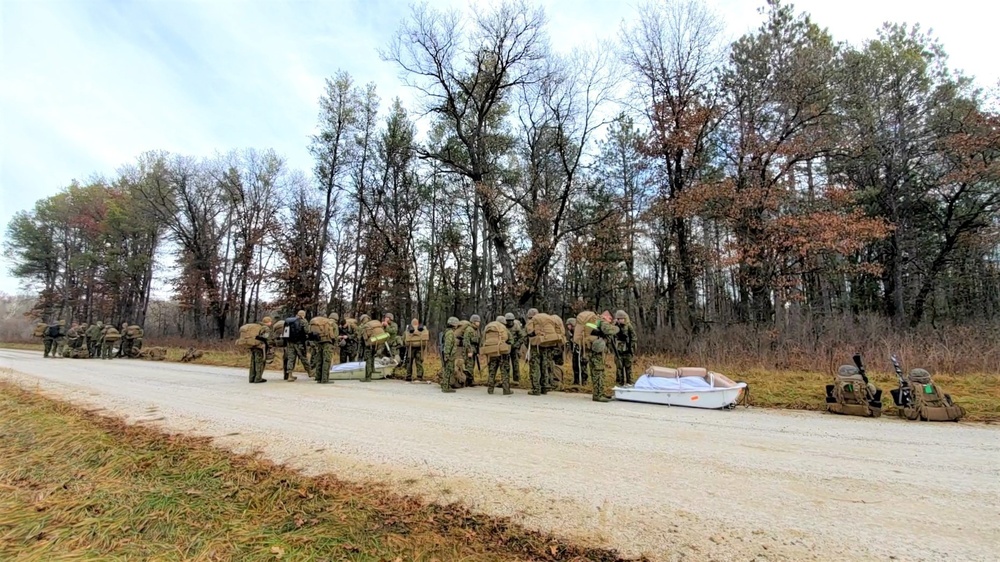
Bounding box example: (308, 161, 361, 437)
(593, 396, 611, 403)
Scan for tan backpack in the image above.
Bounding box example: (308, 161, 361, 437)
(125, 325, 143, 339)
(454, 320, 471, 347)
(309, 316, 337, 342)
(899, 371, 965, 422)
(236, 323, 264, 349)
(33, 322, 47, 338)
(481, 321, 511, 358)
(404, 325, 429, 347)
(103, 327, 121, 341)
(533, 314, 565, 347)
(573, 311, 601, 347)
(270, 320, 286, 347)
(362, 319, 389, 347)
(826, 366, 881, 418)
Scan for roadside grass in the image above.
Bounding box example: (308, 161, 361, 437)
(3, 342, 997, 422)
(0, 381, 639, 562)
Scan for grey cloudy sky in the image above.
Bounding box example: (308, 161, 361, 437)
(1, 0, 997, 295)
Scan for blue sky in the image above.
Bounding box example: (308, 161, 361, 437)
(2, 0, 997, 295)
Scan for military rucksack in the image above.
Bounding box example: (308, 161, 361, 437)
(361, 319, 389, 347)
(45, 324, 61, 338)
(285, 317, 307, 343)
(103, 327, 121, 341)
(309, 316, 337, 342)
(895, 370, 965, 422)
(270, 320, 286, 347)
(404, 325, 429, 348)
(454, 320, 471, 347)
(125, 325, 143, 339)
(826, 366, 882, 418)
(531, 314, 564, 348)
(481, 321, 511, 358)
(573, 311, 601, 347)
(236, 323, 265, 349)
(33, 323, 47, 338)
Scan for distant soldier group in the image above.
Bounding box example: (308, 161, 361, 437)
(240, 307, 639, 402)
(35, 319, 145, 360)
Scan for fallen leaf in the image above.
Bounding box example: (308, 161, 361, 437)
(270, 545, 284, 558)
(550, 545, 559, 556)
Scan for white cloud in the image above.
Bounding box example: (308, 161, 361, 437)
(1, 0, 996, 294)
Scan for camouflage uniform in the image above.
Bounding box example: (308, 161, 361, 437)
(524, 309, 552, 395)
(383, 314, 399, 361)
(66, 324, 84, 355)
(86, 322, 103, 358)
(404, 321, 427, 381)
(118, 322, 130, 358)
(338, 318, 357, 363)
(462, 315, 482, 386)
(42, 321, 59, 358)
(249, 317, 273, 383)
(586, 314, 619, 402)
(285, 311, 312, 380)
(310, 315, 337, 384)
(487, 316, 513, 395)
(613, 310, 637, 386)
(358, 314, 375, 382)
(566, 318, 584, 385)
(440, 317, 458, 393)
(506, 313, 525, 383)
(101, 325, 120, 360)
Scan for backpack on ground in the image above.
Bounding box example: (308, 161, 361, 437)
(894, 369, 965, 422)
(285, 316, 307, 343)
(309, 316, 336, 342)
(236, 323, 265, 349)
(33, 323, 47, 338)
(826, 364, 882, 418)
(481, 321, 511, 358)
(404, 325, 429, 348)
(125, 325, 143, 339)
(362, 320, 389, 347)
(270, 320, 286, 347)
(533, 314, 565, 347)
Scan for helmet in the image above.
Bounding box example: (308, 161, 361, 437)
(297, 310, 306, 319)
(58, 320, 66, 326)
(526, 308, 538, 319)
(262, 316, 273, 324)
(615, 310, 627, 320)
(495, 315, 506, 323)
(447, 316, 459, 328)
(359, 314, 370, 323)
(470, 314, 481, 323)
(909, 368, 931, 383)
(504, 312, 515, 321)
(566, 318, 576, 326)
(330, 313, 339, 321)
(384, 312, 394, 321)
(96, 321, 103, 327)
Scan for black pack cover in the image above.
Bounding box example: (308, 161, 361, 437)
(285, 317, 307, 343)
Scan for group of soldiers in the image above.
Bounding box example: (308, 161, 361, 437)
(246, 307, 639, 402)
(36, 320, 144, 360)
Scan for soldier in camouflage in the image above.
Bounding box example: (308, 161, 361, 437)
(359, 314, 375, 382)
(463, 314, 482, 387)
(505, 312, 524, 384)
(587, 311, 619, 402)
(404, 318, 427, 382)
(525, 309, 544, 395)
(487, 316, 513, 395)
(613, 310, 637, 386)
(440, 317, 458, 393)
(383, 313, 399, 362)
(249, 316, 273, 383)
(566, 317, 584, 385)
(86, 321, 103, 358)
(310, 314, 337, 384)
(285, 310, 312, 380)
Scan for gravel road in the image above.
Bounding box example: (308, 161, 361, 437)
(2, 349, 997, 562)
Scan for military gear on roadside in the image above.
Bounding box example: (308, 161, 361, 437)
(482, 320, 511, 358)
(892, 368, 965, 421)
(826, 365, 882, 418)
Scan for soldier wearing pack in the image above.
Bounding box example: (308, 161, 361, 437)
(86, 321, 103, 357)
(524, 309, 543, 395)
(440, 317, 459, 393)
(358, 314, 376, 382)
(117, 322, 130, 358)
(65, 322, 84, 355)
(54, 320, 68, 358)
(284, 310, 312, 381)
(613, 310, 637, 386)
(403, 318, 428, 382)
(462, 314, 482, 387)
(247, 316, 273, 384)
(338, 315, 357, 364)
(383, 313, 399, 363)
(101, 322, 121, 360)
(308, 314, 337, 384)
(42, 320, 62, 358)
(505, 312, 524, 384)
(582, 310, 619, 403)
(485, 316, 513, 395)
(566, 318, 584, 385)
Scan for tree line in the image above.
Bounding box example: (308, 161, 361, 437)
(6, 0, 1000, 365)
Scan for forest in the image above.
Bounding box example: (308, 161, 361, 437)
(5, 0, 1000, 371)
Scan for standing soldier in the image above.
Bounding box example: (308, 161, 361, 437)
(403, 318, 428, 382)
(53, 320, 68, 358)
(383, 313, 399, 362)
(487, 316, 514, 395)
(86, 321, 103, 358)
(586, 310, 620, 403)
(64, 322, 82, 357)
(308, 314, 337, 384)
(118, 322, 130, 358)
(524, 308, 549, 396)
(285, 310, 311, 380)
(358, 314, 376, 382)
(614, 310, 637, 386)
(440, 317, 459, 393)
(42, 320, 58, 358)
(339, 315, 357, 363)
(504, 313, 524, 384)
(101, 322, 121, 360)
(248, 316, 273, 384)
(566, 318, 584, 386)
(463, 314, 482, 387)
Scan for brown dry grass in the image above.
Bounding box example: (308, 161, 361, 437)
(3, 341, 998, 422)
(0, 380, 641, 562)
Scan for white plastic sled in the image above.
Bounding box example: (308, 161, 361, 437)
(613, 366, 747, 409)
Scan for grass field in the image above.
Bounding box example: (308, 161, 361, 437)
(3, 341, 998, 422)
(0, 381, 638, 562)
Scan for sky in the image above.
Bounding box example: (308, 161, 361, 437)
(1, 0, 998, 295)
